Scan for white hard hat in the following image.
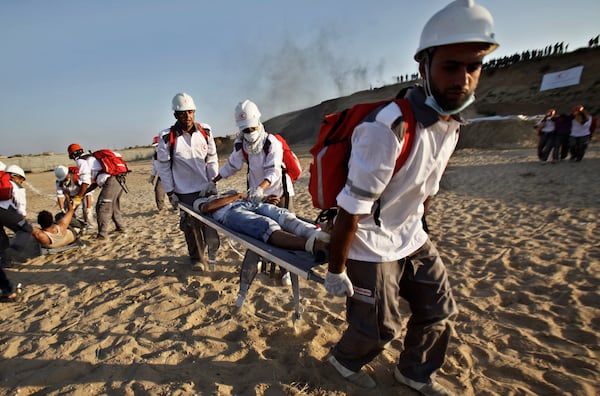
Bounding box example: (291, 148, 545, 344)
(235, 100, 261, 129)
(54, 165, 69, 181)
(0, 161, 5, 171)
(6, 165, 25, 180)
(202, 123, 212, 132)
(172, 92, 196, 111)
(415, 0, 498, 61)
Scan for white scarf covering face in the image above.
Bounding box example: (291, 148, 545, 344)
(242, 125, 267, 155)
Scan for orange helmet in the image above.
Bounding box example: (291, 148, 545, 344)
(67, 143, 84, 159)
(152, 135, 159, 146)
(572, 105, 584, 114)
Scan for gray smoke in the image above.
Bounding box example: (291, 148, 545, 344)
(250, 30, 385, 119)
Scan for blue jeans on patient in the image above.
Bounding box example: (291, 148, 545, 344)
(221, 202, 287, 243)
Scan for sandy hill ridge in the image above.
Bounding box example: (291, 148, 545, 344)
(265, 46, 600, 151)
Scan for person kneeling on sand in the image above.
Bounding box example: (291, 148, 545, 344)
(32, 194, 77, 249)
(193, 191, 329, 259)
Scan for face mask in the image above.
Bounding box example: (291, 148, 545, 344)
(425, 93, 475, 116)
(243, 130, 261, 143)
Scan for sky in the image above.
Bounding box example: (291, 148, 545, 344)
(1, 0, 598, 156)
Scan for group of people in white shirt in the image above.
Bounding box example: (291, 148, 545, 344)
(535, 106, 596, 163)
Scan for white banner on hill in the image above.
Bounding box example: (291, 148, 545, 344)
(539, 65, 584, 91)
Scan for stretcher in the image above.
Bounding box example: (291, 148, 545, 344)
(39, 239, 85, 256)
(179, 202, 326, 322)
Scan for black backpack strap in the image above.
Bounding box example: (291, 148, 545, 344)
(263, 137, 271, 154)
(234, 141, 243, 153)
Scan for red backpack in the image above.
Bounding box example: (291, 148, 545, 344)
(308, 98, 415, 210)
(237, 133, 302, 183)
(0, 171, 13, 201)
(68, 166, 80, 184)
(92, 149, 129, 176)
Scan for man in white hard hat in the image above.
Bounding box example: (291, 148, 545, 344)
(214, 100, 296, 209)
(0, 165, 33, 264)
(324, 1, 499, 394)
(156, 93, 220, 270)
(54, 165, 94, 226)
(213, 99, 297, 285)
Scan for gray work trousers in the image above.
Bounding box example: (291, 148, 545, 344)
(96, 176, 125, 238)
(0, 206, 32, 254)
(177, 192, 220, 263)
(331, 238, 457, 383)
(154, 177, 166, 210)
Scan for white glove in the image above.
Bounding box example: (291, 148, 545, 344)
(169, 194, 180, 210)
(324, 271, 354, 297)
(204, 181, 218, 197)
(248, 186, 264, 204)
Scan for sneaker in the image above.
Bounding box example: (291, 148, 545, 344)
(327, 354, 376, 389)
(281, 272, 292, 286)
(394, 367, 450, 396)
(190, 258, 205, 271)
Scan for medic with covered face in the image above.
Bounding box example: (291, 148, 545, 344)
(213, 99, 296, 286)
(213, 99, 295, 210)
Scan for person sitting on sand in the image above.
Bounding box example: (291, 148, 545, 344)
(32, 194, 77, 249)
(193, 191, 329, 257)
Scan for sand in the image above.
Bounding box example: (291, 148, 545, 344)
(1, 144, 599, 395)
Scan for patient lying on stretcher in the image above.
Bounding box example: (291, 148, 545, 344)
(193, 191, 330, 256)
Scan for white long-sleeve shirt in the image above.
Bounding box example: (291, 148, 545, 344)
(336, 87, 460, 261)
(535, 117, 555, 133)
(74, 154, 109, 186)
(219, 133, 295, 197)
(571, 116, 592, 138)
(156, 123, 219, 194)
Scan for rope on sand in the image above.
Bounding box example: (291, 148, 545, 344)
(24, 181, 55, 199)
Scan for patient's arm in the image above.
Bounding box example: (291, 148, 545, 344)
(199, 192, 246, 214)
(262, 195, 281, 206)
(57, 195, 75, 232)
